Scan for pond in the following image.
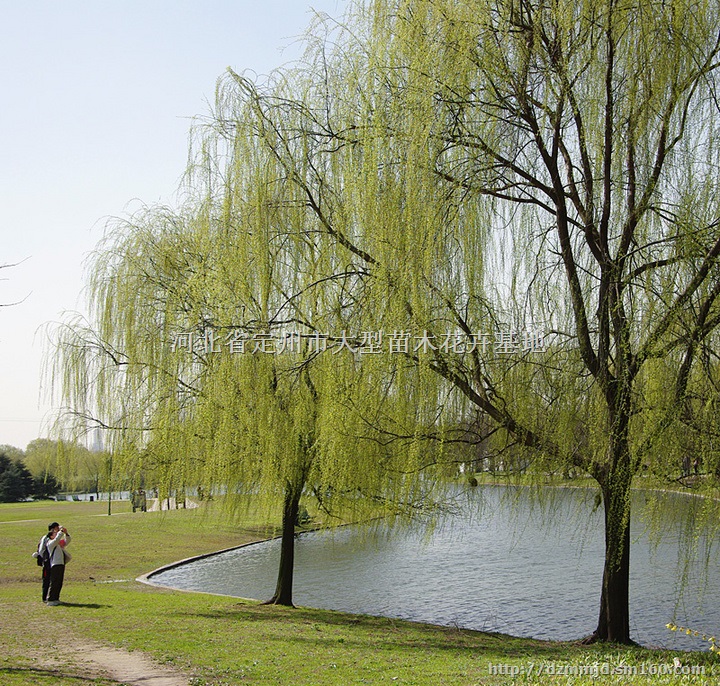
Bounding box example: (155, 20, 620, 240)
(150, 485, 720, 650)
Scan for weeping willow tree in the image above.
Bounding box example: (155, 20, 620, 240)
(50, 53, 453, 604)
(294, 0, 720, 643)
(202, 0, 720, 642)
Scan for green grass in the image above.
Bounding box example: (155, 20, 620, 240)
(2, 499, 718, 684)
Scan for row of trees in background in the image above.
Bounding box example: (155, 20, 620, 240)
(49, 0, 720, 644)
(0, 440, 115, 502)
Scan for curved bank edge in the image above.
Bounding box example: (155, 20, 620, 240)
(135, 517, 382, 596)
(135, 537, 278, 598)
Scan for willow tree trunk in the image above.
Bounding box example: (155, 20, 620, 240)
(265, 479, 303, 606)
(591, 422, 634, 643)
(593, 476, 632, 642)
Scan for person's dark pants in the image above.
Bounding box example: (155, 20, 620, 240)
(47, 564, 65, 602)
(42, 564, 51, 601)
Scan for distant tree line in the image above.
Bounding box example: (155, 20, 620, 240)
(0, 440, 112, 502)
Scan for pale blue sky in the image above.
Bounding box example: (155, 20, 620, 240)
(0, 0, 346, 449)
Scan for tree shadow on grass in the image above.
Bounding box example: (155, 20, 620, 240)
(0, 666, 115, 684)
(174, 603, 720, 667)
(175, 603, 575, 659)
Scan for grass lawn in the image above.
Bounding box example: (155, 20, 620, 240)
(1, 498, 718, 684)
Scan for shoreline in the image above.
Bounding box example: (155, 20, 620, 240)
(136, 484, 718, 653)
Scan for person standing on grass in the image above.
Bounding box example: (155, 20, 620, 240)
(35, 524, 52, 602)
(42, 522, 71, 605)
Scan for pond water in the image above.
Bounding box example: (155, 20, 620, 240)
(151, 485, 720, 650)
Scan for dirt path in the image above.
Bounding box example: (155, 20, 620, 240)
(6, 602, 191, 685)
(67, 638, 190, 685)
